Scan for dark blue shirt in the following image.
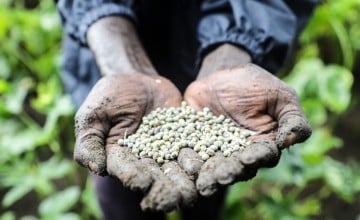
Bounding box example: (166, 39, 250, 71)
(56, 0, 318, 108)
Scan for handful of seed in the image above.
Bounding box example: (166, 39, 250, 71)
(117, 102, 255, 164)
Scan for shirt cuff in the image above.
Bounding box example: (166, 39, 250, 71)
(197, 31, 266, 70)
(198, 33, 264, 62)
(77, 3, 136, 45)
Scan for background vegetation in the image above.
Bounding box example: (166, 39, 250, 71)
(0, 0, 359, 219)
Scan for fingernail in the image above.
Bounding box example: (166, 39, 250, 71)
(89, 161, 99, 173)
(281, 132, 297, 149)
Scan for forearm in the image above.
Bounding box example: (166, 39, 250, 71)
(87, 16, 157, 76)
(198, 44, 251, 78)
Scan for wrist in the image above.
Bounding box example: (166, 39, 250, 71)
(198, 44, 251, 78)
(87, 16, 157, 76)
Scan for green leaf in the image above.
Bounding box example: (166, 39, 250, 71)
(301, 129, 342, 164)
(293, 198, 321, 217)
(257, 149, 305, 186)
(0, 79, 10, 93)
(54, 213, 80, 220)
(81, 178, 102, 219)
(39, 186, 80, 217)
(0, 212, 15, 220)
(2, 177, 35, 207)
(40, 12, 60, 32)
(285, 58, 322, 98)
(0, 56, 10, 79)
(31, 77, 60, 113)
(35, 95, 74, 147)
(166, 211, 180, 220)
(19, 216, 38, 220)
(301, 99, 327, 126)
(225, 182, 251, 207)
(300, 4, 330, 43)
(286, 58, 353, 114)
(323, 158, 358, 202)
(329, 18, 354, 69)
(34, 178, 54, 197)
(350, 24, 360, 50)
(38, 157, 74, 180)
(0, 155, 35, 186)
(0, 126, 43, 160)
(317, 65, 353, 113)
(4, 78, 33, 114)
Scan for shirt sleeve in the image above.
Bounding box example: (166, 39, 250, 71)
(56, 0, 136, 46)
(197, 0, 319, 72)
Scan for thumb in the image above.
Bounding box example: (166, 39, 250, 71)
(274, 87, 312, 149)
(276, 114, 312, 149)
(183, 80, 211, 111)
(74, 106, 109, 175)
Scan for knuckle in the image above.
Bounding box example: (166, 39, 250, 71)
(75, 105, 94, 121)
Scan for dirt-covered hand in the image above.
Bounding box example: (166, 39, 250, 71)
(74, 73, 196, 211)
(184, 63, 312, 196)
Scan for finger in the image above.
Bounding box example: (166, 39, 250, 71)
(162, 161, 197, 207)
(277, 114, 312, 149)
(230, 151, 257, 181)
(215, 140, 279, 183)
(213, 153, 244, 185)
(140, 159, 181, 212)
(106, 145, 153, 191)
(177, 148, 204, 179)
(74, 107, 108, 175)
(74, 138, 107, 175)
(183, 80, 210, 111)
(150, 76, 182, 108)
(237, 138, 280, 168)
(268, 83, 311, 149)
(196, 153, 223, 196)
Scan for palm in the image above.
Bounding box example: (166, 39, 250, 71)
(74, 73, 182, 174)
(183, 64, 311, 195)
(75, 73, 199, 212)
(191, 76, 276, 134)
(97, 74, 182, 145)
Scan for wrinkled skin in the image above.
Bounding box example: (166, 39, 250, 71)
(80, 16, 311, 212)
(183, 63, 312, 196)
(74, 64, 311, 210)
(74, 73, 197, 211)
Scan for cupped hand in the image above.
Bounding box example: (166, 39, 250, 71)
(183, 63, 312, 196)
(74, 73, 196, 211)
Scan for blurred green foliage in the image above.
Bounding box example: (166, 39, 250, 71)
(0, 1, 100, 219)
(0, 0, 359, 220)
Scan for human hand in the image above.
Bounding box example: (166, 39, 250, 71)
(74, 73, 197, 211)
(79, 16, 200, 212)
(183, 63, 312, 196)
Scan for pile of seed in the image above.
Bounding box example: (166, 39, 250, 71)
(117, 102, 255, 164)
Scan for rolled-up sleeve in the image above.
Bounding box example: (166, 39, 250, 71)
(197, 0, 318, 72)
(56, 0, 136, 45)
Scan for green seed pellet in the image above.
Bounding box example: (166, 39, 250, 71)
(118, 101, 255, 164)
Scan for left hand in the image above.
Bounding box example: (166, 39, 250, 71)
(184, 63, 312, 196)
(84, 17, 198, 212)
(74, 74, 197, 211)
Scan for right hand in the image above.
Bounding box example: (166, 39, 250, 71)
(74, 73, 197, 211)
(184, 64, 312, 195)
